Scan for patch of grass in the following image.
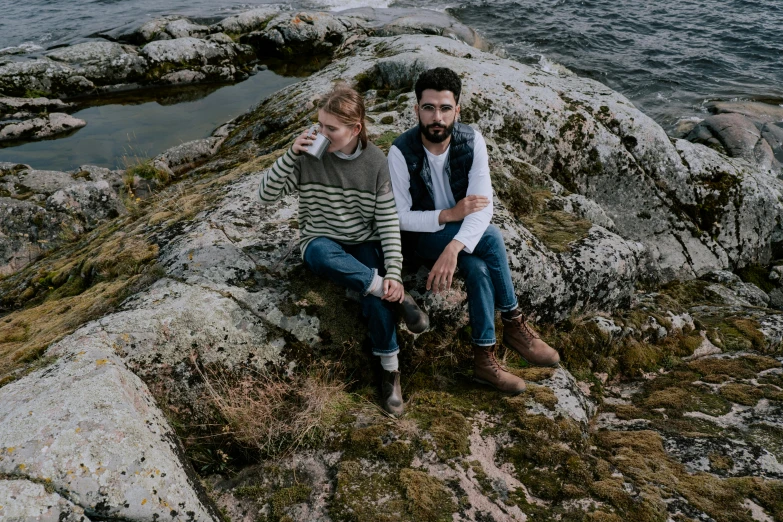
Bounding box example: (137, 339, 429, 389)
(736, 265, 776, 293)
(372, 130, 400, 154)
(399, 469, 456, 522)
(197, 361, 349, 458)
(719, 382, 763, 406)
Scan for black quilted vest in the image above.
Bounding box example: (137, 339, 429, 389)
(393, 123, 475, 211)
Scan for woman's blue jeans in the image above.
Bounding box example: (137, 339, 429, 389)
(415, 223, 518, 346)
(303, 237, 399, 356)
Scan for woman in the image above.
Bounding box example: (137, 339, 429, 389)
(258, 85, 428, 417)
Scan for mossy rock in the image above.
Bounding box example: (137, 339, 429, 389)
(399, 468, 456, 522)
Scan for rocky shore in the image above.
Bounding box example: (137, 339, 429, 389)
(1, 8, 782, 521)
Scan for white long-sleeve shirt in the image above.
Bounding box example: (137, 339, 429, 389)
(388, 128, 493, 253)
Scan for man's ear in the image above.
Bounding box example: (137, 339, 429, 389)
(455, 104, 461, 120)
(414, 104, 419, 119)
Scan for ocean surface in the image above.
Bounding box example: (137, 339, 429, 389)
(1, 0, 781, 168)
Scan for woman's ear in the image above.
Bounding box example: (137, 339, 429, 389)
(353, 122, 362, 137)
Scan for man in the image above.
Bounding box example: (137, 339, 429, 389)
(387, 67, 560, 394)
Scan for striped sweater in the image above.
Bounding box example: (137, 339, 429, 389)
(258, 143, 403, 283)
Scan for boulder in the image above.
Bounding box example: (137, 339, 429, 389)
(151, 136, 223, 176)
(705, 100, 783, 123)
(0, 336, 221, 520)
(342, 7, 491, 50)
(0, 112, 86, 143)
(46, 41, 147, 85)
(0, 95, 72, 118)
(212, 8, 280, 35)
(0, 479, 91, 521)
(240, 12, 367, 58)
(685, 113, 780, 172)
(230, 33, 783, 283)
(0, 59, 87, 98)
(141, 37, 254, 82)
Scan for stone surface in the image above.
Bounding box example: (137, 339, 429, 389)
(212, 8, 280, 35)
(342, 7, 491, 50)
(0, 338, 220, 520)
(0, 112, 86, 143)
(152, 136, 223, 175)
(0, 96, 71, 117)
(0, 479, 91, 521)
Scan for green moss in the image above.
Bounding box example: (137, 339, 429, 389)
(429, 411, 471, 460)
(330, 461, 408, 522)
(736, 265, 777, 293)
(399, 468, 456, 522)
(522, 210, 592, 253)
(379, 115, 394, 125)
(373, 131, 400, 154)
(24, 89, 50, 99)
(719, 382, 763, 406)
(526, 383, 559, 410)
(270, 484, 311, 520)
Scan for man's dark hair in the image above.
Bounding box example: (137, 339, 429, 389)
(414, 67, 462, 103)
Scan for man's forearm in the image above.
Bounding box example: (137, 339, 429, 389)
(439, 207, 457, 224)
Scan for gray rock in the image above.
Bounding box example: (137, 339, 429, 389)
(705, 100, 783, 124)
(152, 136, 223, 175)
(731, 281, 771, 307)
(241, 11, 367, 57)
(160, 69, 207, 85)
(760, 122, 783, 165)
(0, 337, 220, 520)
(46, 178, 124, 228)
(46, 41, 147, 85)
(341, 7, 490, 50)
(686, 113, 778, 171)
(165, 19, 210, 39)
(142, 37, 254, 82)
(0, 59, 86, 98)
(702, 270, 742, 285)
(212, 8, 280, 35)
(0, 96, 72, 117)
(0, 113, 86, 143)
(0, 479, 91, 521)
(769, 287, 783, 310)
(0, 43, 43, 56)
(549, 193, 617, 231)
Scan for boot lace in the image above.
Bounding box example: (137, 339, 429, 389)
(512, 315, 541, 340)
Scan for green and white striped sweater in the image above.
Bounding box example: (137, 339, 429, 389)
(258, 143, 403, 283)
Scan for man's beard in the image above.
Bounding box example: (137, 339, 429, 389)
(419, 119, 454, 144)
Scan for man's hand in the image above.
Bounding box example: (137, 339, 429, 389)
(382, 278, 405, 303)
(426, 240, 464, 293)
(439, 195, 489, 224)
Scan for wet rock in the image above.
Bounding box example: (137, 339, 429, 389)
(342, 7, 490, 50)
(0, 337, 221, 520)
(46, 41, 148, 85)
(0, 479, 91, 521)
(0, 112, 86, 143)
(705, 100, 783, 124)
(0, 42, 43, 56)
(165, 19, 211, 39)
(212, 8, 280, 35)
(141, 37, 254, 82)
(0, 95, 72, 117)
(685, 113, 780, 172)
(240, 11, 367, 58)
(770, 288, 783, 310)
(160, 69, 207, 85)
(0, 59, 86, 98)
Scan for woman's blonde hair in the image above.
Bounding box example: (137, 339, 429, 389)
(317, 85, 368, 148)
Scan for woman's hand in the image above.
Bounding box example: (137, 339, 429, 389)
(382, 278, 405, 303)
(292, 127, 318, 154)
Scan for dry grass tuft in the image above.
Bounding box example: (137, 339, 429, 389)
(197, 361, 349, 456)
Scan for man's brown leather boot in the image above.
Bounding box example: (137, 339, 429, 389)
(502, 314, 560, 367)
(472, 345, 526, 395)
(399, 292, 429, 334)
(380, 369, 404, 417)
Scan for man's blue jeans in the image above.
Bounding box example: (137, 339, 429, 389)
(415, 223, 518, 346)
(303, 237, 399, 356)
